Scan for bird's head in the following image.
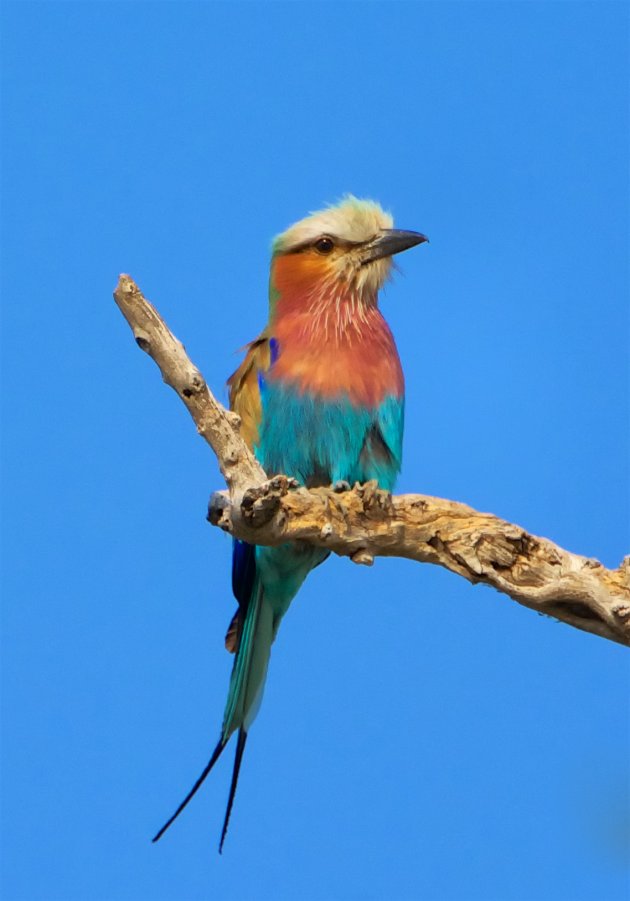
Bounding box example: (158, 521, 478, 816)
(269, 196, 427, 310)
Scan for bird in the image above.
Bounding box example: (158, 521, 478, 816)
(152, 196, 428, 851)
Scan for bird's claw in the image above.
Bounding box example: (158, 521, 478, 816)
(241, 475, 299, 528)
(263, 475, 300, 493)
(356, 480, 393, 512)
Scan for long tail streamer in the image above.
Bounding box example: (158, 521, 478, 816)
(152, 738, 226, 843)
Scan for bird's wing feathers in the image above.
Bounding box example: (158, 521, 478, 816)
(227, 332, 271, 450)
(225, 333, 272, 653)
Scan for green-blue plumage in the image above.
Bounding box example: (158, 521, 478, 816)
(257, 380, 403, 492)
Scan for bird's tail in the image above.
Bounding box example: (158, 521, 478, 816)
(152, 577, 274, 851)
(222, 576, 273, 736)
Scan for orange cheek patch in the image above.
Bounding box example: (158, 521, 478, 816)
(272, 253, 333, 299)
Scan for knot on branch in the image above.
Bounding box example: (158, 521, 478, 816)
(225, 410, 241, 431)
(207, 492, 232, 531)
(180, 372, 206, 399)
(241, 476, 300, 528)
(351, 548, 374, 566)
(473, 528, 540, 573)
(134, 329, 151, 353)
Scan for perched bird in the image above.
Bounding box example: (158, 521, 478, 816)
(152, 196, 427, 851)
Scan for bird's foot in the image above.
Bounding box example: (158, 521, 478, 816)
(241, 475, 300, 527)
(356, 480, 393, 512)
(263, 475, 300, 493)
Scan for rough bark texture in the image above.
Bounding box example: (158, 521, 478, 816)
(114, 275, 630, 647)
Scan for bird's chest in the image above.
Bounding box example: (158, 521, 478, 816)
(269, 315, 403, 409)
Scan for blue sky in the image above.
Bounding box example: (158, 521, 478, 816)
(1, 2, 628, 900)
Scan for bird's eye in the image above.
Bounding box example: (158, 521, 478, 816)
(314, 237, 335, 254)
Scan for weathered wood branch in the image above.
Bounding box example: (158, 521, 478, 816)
(113, 275, 265, 494)
(113, 274, 630, 647)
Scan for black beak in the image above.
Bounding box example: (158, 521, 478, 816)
(361, 229, 428, 265)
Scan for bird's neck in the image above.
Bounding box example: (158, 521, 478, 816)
(271, 279, 379, 345)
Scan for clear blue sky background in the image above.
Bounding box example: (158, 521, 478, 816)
(2, 3, 628, 900)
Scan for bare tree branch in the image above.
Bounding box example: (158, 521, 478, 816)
(113, 274, 630, 648)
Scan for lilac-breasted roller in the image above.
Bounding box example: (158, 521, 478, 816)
(153, 197, 427, 850)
